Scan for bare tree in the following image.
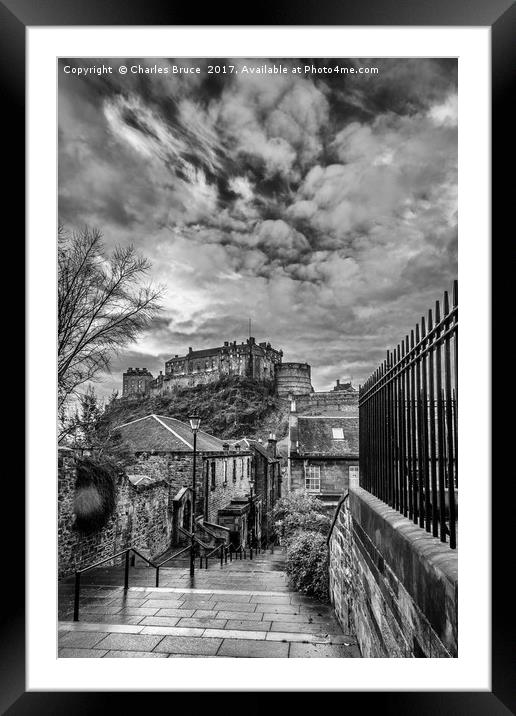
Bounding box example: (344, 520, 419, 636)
(58, 226, 163, 416)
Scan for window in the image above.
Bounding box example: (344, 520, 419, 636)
(233, 459, 237, 483)
(332, 427, 344, 440)
(305, 465, 321, 493)
(349, 465, 359, 481)
(210, 462, 216, 490)
(223, 461, 227, 485)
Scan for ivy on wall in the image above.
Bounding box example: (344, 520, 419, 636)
(73, 457, 118, 533)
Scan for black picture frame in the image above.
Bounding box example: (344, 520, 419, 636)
(5, 0, 510, 711)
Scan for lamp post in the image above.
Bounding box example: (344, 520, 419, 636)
(248, 473, 256, 552)
(189, 415, 201, 578)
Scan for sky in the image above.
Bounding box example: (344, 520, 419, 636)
(58, 58, 458, 397)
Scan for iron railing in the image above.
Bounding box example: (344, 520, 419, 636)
(72, 538, 280, 619)
(359, 281, 458, 548)
(73, 547, 159, 621)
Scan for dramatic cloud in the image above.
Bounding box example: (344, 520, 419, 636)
(58, 58, 457, 396)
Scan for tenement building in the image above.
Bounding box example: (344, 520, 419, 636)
(286, 399, 359, 509)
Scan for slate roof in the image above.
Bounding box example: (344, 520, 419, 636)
(114, 414, 226, 453)
(295, 416, 359, 457)
(231, 437, 278, 463)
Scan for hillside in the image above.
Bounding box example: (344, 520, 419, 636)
(100, 376, 290, 442)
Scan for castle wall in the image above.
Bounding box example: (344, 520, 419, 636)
(155, 337, 281, 394)
(276, 362, 313, 396)
(294, 391, 359, 415)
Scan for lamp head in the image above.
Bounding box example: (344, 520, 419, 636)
(189, 415, 201, 432)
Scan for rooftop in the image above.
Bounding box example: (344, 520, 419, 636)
(114, 414, 227, 453)
(295, 416, 359, 457)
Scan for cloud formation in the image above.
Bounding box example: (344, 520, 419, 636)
(58, 58, 457, 395)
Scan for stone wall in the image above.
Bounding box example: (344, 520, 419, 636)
(290, 458, 358, 497)
(294, 391, 358, 415)
(328, 482, 458, 658)
(58, 450, 173, 579)
(203, 453, 252, 521)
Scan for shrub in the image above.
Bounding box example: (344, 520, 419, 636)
(73, 457, 118, 532)
(285, 531, 329, 602)
(272, 491, 331, 541)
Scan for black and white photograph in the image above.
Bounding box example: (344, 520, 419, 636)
(56, 57, 458, 660)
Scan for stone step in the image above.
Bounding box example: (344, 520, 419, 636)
(58, 620, 360, 658)
(58, 547, 361, 657)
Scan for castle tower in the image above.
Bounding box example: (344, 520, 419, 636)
(275, 362, 313, 396)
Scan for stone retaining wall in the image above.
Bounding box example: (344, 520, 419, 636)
(58, 449, 173, 578)
(328, 481, 458, 657)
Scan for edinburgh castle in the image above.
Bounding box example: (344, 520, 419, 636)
(122, 336, 357, 402)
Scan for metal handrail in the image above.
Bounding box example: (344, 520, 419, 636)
(73, 546, 158, 621)
(155, 545, 194, 587)
(326, 493, 349, 545)
(203, 542, 225, 569)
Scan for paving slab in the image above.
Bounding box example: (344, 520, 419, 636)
(251, 604, 300, 615)
(59, 622, 143, 634)
(116, 607, 160, 617)
(176, 618, 228, 629)
(249, 595, 291, 604)
(217, 639, 289, 658)
(108, 598, 149, 607)
(156, 608, 195, 618)
(289, 642, 360, 658)
(59, 631, 109, 649)
(93, 633, 165, 652)
(141, 626, 205, 637)
(154, 636, 222, 656)
(78, 605, 131, 615)
(226, 620, 272, 631)
(141, 600, 185, 610)
(212, 602, 257, 612)
(270, 622, 334, 634)
(59, 648, 108, 658)
(104, 650, 168, 658)
(139, 616, 181, 627)
(74, 614, 145, 626)
(262, 612, 336, 625)
(216, 611, 265, 621)
(204, 629, 267, 641)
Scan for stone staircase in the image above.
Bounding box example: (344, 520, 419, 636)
(58, 549, 361, 658)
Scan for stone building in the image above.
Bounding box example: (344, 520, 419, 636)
(332, 379, 357, 392)
(233, 435, 282, 546)
(155, 336, 283, 393)
(287, 401, 359, 508)
(122, 367, 154, 398)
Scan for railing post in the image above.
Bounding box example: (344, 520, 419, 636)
(73, 571, 80, 622)
(155, 566, 160, 588)
(124, 550, 130, 590)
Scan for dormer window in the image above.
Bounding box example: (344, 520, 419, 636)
(332, 428, 344, 440)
